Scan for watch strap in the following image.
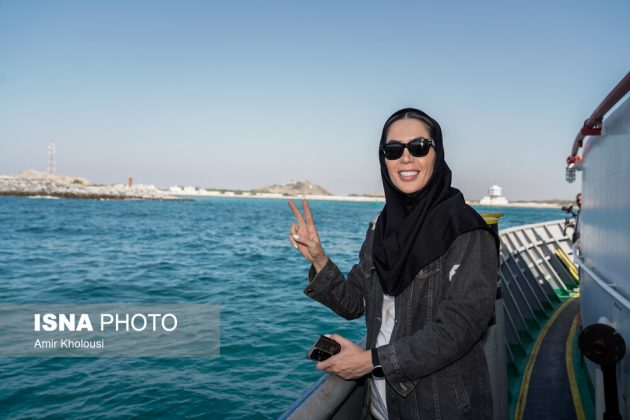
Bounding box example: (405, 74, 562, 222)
(371, 348, 385, 378)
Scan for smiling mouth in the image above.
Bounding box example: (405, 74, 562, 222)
(398, 171, 419, 181)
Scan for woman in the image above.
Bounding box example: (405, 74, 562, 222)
(288, 108, 499, 419)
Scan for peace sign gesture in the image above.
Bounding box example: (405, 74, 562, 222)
(288, 199, 329, 272)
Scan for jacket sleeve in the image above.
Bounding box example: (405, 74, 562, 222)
(302, 225, 374, 321)
(377, 229, 498, 396)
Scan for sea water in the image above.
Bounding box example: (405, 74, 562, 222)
(0, 196, 566, 418)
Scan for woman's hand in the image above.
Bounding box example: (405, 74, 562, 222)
(315, 334, 373, 380)
(288, 199, 328, 272)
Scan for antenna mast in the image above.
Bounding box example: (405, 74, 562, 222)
(48, 142, 56, 174)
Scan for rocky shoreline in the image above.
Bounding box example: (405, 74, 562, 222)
(0, 171, 178, 201)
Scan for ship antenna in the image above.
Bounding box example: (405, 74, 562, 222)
(48, 141, 56, 174)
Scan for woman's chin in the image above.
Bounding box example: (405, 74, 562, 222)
(394, 180, 426, 194)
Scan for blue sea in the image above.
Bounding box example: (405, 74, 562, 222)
(0, 196, 566, 419)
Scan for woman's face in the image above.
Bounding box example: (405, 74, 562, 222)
(384, 118, 436, 194)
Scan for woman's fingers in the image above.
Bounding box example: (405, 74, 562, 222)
(289, 199, 318, 231)
(288, 234, 299, 249)
(289, 199, 325, 261)
(316, 357, 333, 371)
(289, 223, 315, 258)
(328, 334, 347, 344)
(329, 334, 354, 351)
(289, 223, 305, 248)
(292, 233, 316, 249)
(302, 199, 315, 225)
(288, 200, 306, 225)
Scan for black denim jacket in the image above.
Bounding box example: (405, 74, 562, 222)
(304, 216, 498, 419)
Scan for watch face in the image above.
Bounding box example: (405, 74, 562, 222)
(372, 366, 385, 378)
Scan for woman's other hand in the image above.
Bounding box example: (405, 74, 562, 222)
(288, 199, 329, 272)
(315, 334, 372, 380)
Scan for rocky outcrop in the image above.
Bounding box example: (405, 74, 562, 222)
(255, 180, 331, 196)
(0, 170, 177, 200)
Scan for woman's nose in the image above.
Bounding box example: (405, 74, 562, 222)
(401, 147, 413, 163)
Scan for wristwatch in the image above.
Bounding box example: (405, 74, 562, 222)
(371, 348, 385, 378)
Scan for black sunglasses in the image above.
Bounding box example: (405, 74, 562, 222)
(380, 137, 436, 160)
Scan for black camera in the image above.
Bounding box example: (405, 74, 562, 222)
(307, 335, 341, 362)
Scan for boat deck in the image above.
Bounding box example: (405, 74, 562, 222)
(516, 297, 584, 419)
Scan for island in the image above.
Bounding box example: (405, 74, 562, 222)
(0, 170, 178, 200)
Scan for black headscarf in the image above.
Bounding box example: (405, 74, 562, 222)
(372, 108, 498, 296)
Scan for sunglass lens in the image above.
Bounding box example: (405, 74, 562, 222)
(383, 144, 404, 160)
(408, 140, 430, 157)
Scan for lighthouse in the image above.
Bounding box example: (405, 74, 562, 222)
(480, 185, 509, 206)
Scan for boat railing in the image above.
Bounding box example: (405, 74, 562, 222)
(567, 71, 630, 182)
(498, 219, 578, 419)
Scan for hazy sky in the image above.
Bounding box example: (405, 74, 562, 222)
(1, 1, 629, 199)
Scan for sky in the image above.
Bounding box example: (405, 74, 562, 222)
(1, 1, 629, 200)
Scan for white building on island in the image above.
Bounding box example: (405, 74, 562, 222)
(480, 184, 509, 206)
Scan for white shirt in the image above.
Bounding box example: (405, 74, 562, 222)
(370, 293, 396, 420)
